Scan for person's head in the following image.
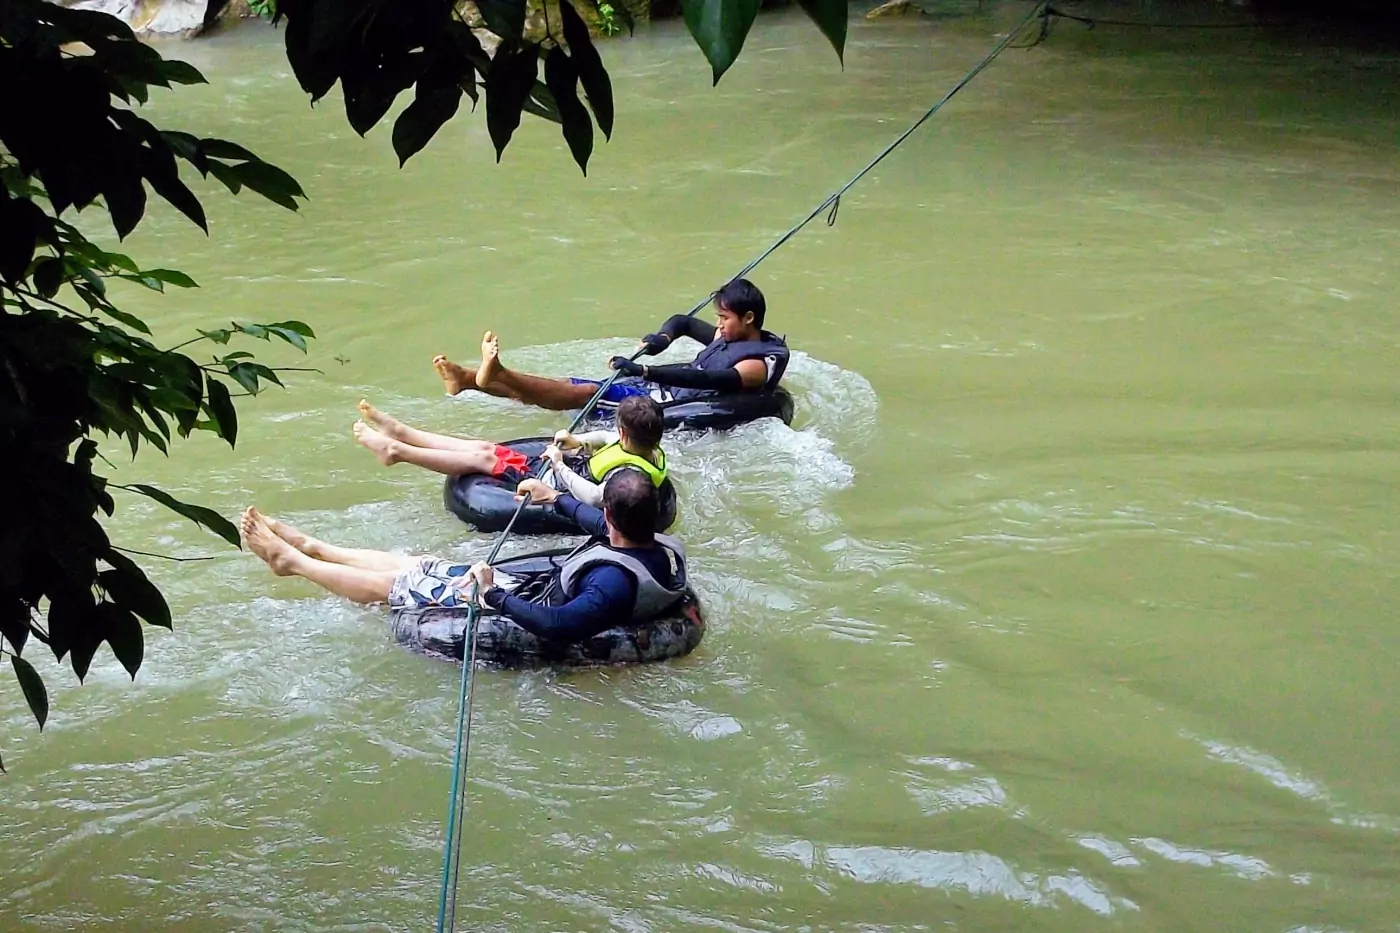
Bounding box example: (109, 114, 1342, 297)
(615, 396, 664, 454)
(602, 468, 658, 543)
(712, 278, 765, 341)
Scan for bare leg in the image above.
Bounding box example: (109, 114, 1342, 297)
(359, 400, 483, 449)
(433, 355, 516, 399)
(473, 330, 597, 411)
(257, 509, 418, 573)
(352, 422, 498, 476)
(241, 509, 398, 604)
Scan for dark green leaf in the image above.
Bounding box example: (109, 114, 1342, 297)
(266, 326, 308, 352)
(198, 328, 232, 344)
(545, 47, 593, 174)
(116, 273, 164, 292)
(232, 161, 306, 211)
(206, 160, 243, 195)
(681, 0, 762, 85)
(12, 655, 48, 730)
(561, 0, 613, 139)
(205, 378, 238, 447)
(145, 172, 208, 233)
(161, 131, 209, 174)
(105, 175, 149, 239)
(101, 604, 145, 679)
(143, 269, 198, 288)
(158, 59, 207, 86)
(124, 484, 241, 547)
(227, 361, 261, 394)
(270, 320, 315, 338)
(234, 322, 269, 339)
(796, 0, 847, 62)
(96, 303, 154, 335)
(485, 41, 542, 161)
(199, 139, 260, 162)
(391, 84, 462, 166)
(1, 598, 30, 657)
(476, 0, 527, 37)
(101, 551, 172, 630)
(33, 257, 65, 299)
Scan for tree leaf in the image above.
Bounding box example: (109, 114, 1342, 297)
(232, 161, 306, 211)
(105, 175, 149, 240)
(485, 40, 542, 161)
(561, 0, 613, 139)
(475, 0, 527, 38)
(205, 378, 238, 447)
(161, 131, 209, 174)
(796, 0, 847, 63)
(101, 551, 172, 630)
(12, 655, 48, 730)
(544, 47, 593, 174)
(680, 0, 762, 85)
(266, 326, 308, 352)
(96, 303, 154, 335)
(391, 83, 462, 166)
(124, 484, 240, 548)
(100, 604, 145, 679)
(145, 171, 209, 233)
(205, 160, 243, 195)
(158, 59, 208, 86)
(33, 257, 65, 299)
(143, 268, 198, 288)
(199, 138, 260, 162)
(269, 320, 315, 338)
(198, 328, 232, 344)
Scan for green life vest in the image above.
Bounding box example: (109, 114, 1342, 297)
(585, 441, 667, 487)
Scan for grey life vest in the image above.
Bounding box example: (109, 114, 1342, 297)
(673, 330, 790, 400)
(556, 535, 688, 621)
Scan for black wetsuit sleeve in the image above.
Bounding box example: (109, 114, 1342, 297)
(553, 494, 608, 537)
(656, 314, 717, 347)
(487, 565, 637, 643)
(643, 363, 745, 392)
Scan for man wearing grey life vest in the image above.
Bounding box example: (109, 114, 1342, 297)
(239, 470, 686, 644)
(431, 278, 790, 413)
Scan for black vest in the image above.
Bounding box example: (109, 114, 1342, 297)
(675, 330, 790, 400)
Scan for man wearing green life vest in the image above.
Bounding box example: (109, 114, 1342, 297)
(351, 395, 667, 506)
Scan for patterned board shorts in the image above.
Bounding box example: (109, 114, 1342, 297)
(388, 558, 519, 610)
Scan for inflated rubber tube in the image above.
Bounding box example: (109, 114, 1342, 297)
(589, 387, 796, 433)
(388, 548, 706, 668)
(442, 437, 679, 535)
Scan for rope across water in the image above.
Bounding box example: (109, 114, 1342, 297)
(432, 3, 1050, 928)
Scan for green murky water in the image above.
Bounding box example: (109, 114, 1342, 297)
(5, 5, 1400, 930)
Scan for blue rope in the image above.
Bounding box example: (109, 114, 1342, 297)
(432, 4, 1048, 928)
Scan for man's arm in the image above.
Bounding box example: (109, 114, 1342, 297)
(550, 460, 604, 507)
(623, 357, 769, 391)
(481, 565, 636, 642)
(641, 314, 717, 354)
(553, 494, 608, 537)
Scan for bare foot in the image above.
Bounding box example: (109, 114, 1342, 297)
(353, 421, 398, 465)
(432, 354, 477, 396)
(358, 399, 403, 438)
(254, 507, 315, 553)
(475, 331, 502, 389)
(240, 508, 299, 576)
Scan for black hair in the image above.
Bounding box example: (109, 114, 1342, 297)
(603, 468, 658, 542)
(713, 278, 766, 329)
(616, 396, 664, 451)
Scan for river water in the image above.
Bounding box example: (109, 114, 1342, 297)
(5, 4, 1400, 930)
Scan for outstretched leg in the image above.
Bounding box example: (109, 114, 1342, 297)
(257, 508, 418, 573)
(241, 509, 399, 604)
(358, 400, 483, 449)
(432, 355, 516, 399)
(473, 330, 598, 411)
(353, 423, 498, 476)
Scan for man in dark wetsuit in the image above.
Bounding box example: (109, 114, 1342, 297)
(430, 278, 790, 413)
(238, 470, 685, 646)
(466, 469, 685, 642)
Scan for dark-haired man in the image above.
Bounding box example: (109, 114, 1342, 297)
(431, 278, 790, 413)
(239, 469, 686, 643)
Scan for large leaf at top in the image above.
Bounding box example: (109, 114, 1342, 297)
(544, 47, 592, 174)
(12, 655, 48, 730)
(796, 0, 847, 63)
(484, 41, 542, 161)
(561, 0, 613, 139)
(680, 0, 762, 85)
(124, 484, 240, 548)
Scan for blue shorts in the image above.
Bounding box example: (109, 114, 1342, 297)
(569, 377, 659, 406)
